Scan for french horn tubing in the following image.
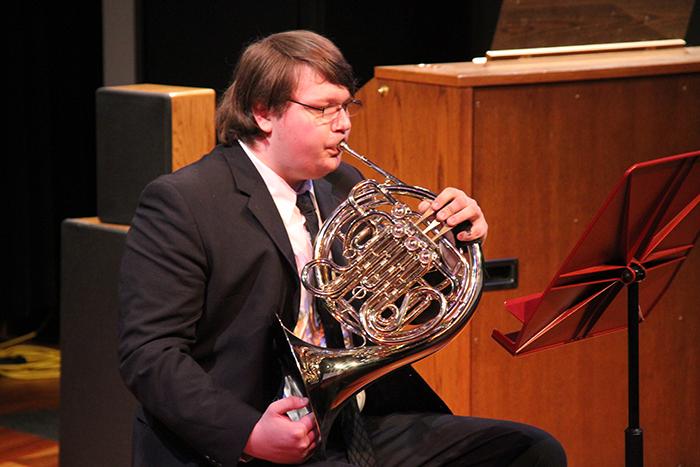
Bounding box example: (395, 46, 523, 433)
(275, 141, 484, 449)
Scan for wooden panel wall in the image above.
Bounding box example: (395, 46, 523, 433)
(471, 73, 700, 467)
(350, 70, 700, 466)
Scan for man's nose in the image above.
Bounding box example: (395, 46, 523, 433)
(331, 107, 352, 132)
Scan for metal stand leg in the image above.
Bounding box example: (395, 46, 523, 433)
(625, 279, 643, 467)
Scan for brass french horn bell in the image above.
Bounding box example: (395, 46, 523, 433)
(276, 141, 484, 449)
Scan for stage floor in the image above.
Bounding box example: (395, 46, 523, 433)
(0, 376, 59, 466)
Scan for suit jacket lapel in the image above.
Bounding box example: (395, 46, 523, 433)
(220, 143, 351, 329)
(220, 144, 297, 275)
(313, 177, 344, 222)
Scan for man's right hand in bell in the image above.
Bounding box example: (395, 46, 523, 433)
(243, 396, 318, 463)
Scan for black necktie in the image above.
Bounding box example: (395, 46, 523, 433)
(296, 190, 320, 239)
(296, 191, 342, 347)
(295, 190, 377, 466)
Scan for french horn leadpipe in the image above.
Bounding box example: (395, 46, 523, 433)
(275, 141, 483, 450)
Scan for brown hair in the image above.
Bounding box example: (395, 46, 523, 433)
(216, 30, 357, 146)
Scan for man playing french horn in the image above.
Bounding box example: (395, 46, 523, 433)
(118, 30, 566, 467)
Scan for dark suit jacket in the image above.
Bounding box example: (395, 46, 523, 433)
(118, 143, 449, 467)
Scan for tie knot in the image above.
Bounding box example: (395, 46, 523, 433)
(296, 190, 314, 214)
(296, 190, 320, 239)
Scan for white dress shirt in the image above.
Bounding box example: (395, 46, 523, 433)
(239, 140, 366, 412)
(239, 141, 325, 346)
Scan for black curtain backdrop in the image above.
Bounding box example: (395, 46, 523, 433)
(5, 0, 697, 344)
(7, 3, 102, 342)
(140, 1, 500, 93)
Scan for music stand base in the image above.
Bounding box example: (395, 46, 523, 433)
(625, 428, 643, 467)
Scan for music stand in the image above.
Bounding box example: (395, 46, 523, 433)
(492, 150, 700, 467)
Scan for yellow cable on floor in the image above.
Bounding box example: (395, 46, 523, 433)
(0, 341, 60, 380)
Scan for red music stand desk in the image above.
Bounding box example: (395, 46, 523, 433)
(492, 150, 700, 467)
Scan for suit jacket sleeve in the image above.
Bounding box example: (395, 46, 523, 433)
(118, 176, 260, 466)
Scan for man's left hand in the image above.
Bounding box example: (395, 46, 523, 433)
(418, 188, 488, 242)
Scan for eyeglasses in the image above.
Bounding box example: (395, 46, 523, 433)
(288, 98, 363, 123)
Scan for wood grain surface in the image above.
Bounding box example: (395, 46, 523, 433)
(350, 48, 700, 466)
(374, 46, 700, 88)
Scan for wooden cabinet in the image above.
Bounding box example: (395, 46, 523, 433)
(349, 46, 700, 466)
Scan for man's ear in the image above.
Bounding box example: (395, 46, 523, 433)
(252, 103, 273, 134)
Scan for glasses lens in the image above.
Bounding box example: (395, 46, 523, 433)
(318, 100, 362, 123)
(321, 105, 342, 123)
(345, 100, 362, 117)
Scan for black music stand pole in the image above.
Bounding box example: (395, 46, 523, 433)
(624, 264, 645, 467)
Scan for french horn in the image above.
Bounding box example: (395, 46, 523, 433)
(276, 141, 483, 449)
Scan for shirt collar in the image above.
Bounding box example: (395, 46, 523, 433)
(239, 140, 315, 221)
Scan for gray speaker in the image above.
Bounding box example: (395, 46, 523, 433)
(96, 84, 215, 224)
(59, 217, 135, 467)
